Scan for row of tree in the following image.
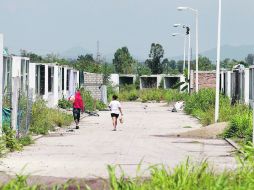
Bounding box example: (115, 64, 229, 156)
(112, 44, 254, 75)
(20, 44, 254, 84)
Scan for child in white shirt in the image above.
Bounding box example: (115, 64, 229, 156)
(109, 95, 123, 131)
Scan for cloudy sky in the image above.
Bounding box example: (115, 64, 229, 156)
(0, 0, 253, 60)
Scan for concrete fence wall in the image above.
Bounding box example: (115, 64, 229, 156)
(190, 71, 217, 91)
(84, 72, 103, 100)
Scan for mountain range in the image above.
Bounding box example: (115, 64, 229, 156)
(60, 44, 254, 62)
(171, 44, 254, 62)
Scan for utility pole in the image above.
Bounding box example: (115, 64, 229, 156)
(186, 27, 191, 93)
(96, 40, 101, 63)
(215, 0, 222, 122)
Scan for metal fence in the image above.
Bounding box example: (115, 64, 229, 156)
(2, 88, 12, 130)
(16, 89, 33, 137)
(2, 76, 33, 138)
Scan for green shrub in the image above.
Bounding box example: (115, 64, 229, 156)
(96, 100, 107, 110)
(80, 88, 107, 111)
(30, 100, 54, 135)
(18, 135, 34, 146)
(139, 89, 165, 102)
(49, 109, 73, 127)
(30, 100, 73, 135)
(118, 88, 188, 103)
(58, 97, 72, 109)
(119, 90, 138, 101)
(107, 84, 117, 102)
(2, 123, 22, 152)
(224, 111, 252, 142)
(184, 89, 216, 115)
(182, 89, 253, 142)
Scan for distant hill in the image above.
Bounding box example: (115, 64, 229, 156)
(202, 44, 254, 62)
(61, 46, 91, 59)
(60, 44, 254, 63)
(171, 44, 254, 62)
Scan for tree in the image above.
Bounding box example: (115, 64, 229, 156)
(168, 60, 176, 70)
(75, 54, 101, 73)
(177, 60, 184, 73)
(101, 63, 114, 85)
(196, 56, 215, 71)
(136, 63, 151, 76)
(20, 49, 44, 63)
(113, 47, 135, 74)
(245, 54, 254, 66)
(221, 58, 242, 69)
(145, 43, 164, 74)
(161, 58, 170, 74)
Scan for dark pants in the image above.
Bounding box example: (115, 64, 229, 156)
(73, 108, 81, 122)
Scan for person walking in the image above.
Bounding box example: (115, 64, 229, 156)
(109, 95, 123, 131)
(71, 90, 84, 129)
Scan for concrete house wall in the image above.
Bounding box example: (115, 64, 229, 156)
(119, 75, 136, 86)
(140, 75, 163, 89)
(163, 75, 185, 90)
(29, 63, 79, 107)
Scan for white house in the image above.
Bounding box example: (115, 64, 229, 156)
(29, 63, 79, 107)
(163, 75, 185, 90)
(140, 75, 163, 89)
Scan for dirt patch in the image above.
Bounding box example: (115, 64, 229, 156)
(175, 122, 228, 139)
(153, 122, 228, 139)
(0, 173, 109, 190)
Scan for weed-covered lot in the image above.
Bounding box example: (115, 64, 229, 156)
(118, 86, 253, 144)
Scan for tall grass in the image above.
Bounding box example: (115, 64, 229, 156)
(79, 88, 107, 111)
(30, 100, 73, 135)
(182, 89, 253, 143)
(118, 85, 187, 103)
(107, 144, 254, 190)
(119, 87, 253, 143)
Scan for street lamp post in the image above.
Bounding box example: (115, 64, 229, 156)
(172, 32, 187, 71)
(178, 6, 199, 93)
(215, 0, 222, 123)
(187, 30, 191, 82)
(172, 25, 191, 93)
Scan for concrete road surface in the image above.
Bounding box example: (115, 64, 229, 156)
(0, 102, 236, 179)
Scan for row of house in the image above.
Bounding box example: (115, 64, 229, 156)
(220, 65, 251, 105)
(110, 74, 185, 90)
(2, 54, 80, 108)
(189, 65, 254, 106)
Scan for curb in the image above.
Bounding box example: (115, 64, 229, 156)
(224, 138, 243, 153)
(32, 135, 43, 141)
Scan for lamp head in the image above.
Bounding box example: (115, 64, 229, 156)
(173, 24, 181, 27)
(177, 7, 188, 11)
(172, 33, 179, 37)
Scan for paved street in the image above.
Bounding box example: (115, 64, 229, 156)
(0, 102, 236, 179)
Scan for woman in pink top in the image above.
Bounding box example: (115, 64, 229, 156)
(71, 90, 84, 129)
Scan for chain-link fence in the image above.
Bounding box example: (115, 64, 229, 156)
(16, 89, 33, 138)
(3, 77, 34, 138)
(2, 87, 12, 129)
